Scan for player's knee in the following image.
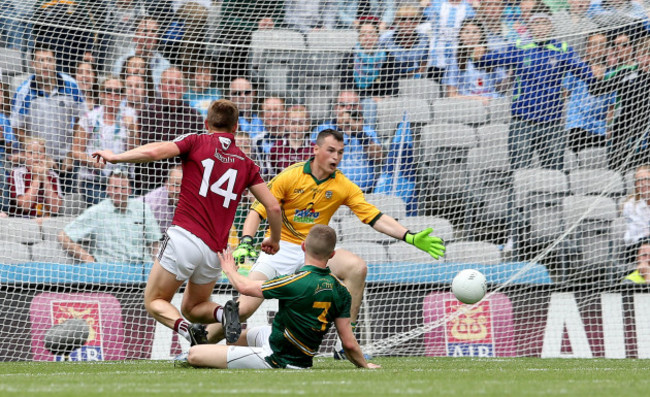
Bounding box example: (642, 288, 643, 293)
(181, 306, 199, 323)
(351, 258, 368, 280)
(187, 346, 201, 367)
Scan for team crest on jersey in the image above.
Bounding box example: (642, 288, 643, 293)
(219, 136, 231, 150)
(325, 190, 332, 199)
(294, 203, 320, 224)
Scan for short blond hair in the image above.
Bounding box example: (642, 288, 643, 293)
(304, 225, 337, 261)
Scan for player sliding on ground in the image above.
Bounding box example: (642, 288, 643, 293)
(181, 224, 380, 369)
(207, 128, 445, 358)
(91, 99, 282, 346)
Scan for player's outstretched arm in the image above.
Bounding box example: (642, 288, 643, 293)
(218, 249, 265, 298)
(92, 142, 180, 164)
(371, 215, 446, 259)
(334, 317, 380, 369)
(249, 182, 282, 255)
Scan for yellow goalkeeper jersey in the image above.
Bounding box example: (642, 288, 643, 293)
(251, 160, 382, 244)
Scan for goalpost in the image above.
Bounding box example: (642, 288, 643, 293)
(0, 0, 649, 361)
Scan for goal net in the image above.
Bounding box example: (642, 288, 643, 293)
(1, 0, 649, 361)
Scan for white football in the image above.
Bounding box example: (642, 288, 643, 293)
(452, 269, 487, 304)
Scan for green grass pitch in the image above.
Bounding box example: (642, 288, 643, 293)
(1, 357, 649, 396)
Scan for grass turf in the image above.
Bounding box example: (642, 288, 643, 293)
(1, 357, 649, 396)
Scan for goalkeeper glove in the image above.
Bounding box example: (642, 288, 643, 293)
(404, 228, 446, 259)
(232, 235, 258, 265)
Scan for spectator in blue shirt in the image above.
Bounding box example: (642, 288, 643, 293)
(11, 44, 87, 193)
(563, 32, 613, 152)
(313, 90, 383, 192)
(473, 6, 596, 171)
(443, 19, 505, 104)
(340, 16, 397, 130)
(184, 59, 222, 119)
(420, 0, 475, 77)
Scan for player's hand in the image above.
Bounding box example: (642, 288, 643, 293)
(366, 363, 381, 369)
(232, 235, 258, 265)
(92, 150, 117, 164)
(218, 249, 237, 276)
(404, 228, 446, 259)
(261, 237, 280, 255)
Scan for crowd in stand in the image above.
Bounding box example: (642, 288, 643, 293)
(0, 0, 650, 283)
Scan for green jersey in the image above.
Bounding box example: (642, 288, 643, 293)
(261, 265, 351, 368)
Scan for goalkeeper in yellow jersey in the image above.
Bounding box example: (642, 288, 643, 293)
(207, 129, 446, 349)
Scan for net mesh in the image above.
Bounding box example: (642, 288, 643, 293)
(1, 0, 650, 361)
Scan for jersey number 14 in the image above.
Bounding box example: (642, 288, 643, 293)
(199, 158, 238, 208)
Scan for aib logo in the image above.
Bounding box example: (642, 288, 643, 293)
(444, 299, 494, 357)
(51, 301, 104, 361)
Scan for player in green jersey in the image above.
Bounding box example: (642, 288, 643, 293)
(183, 224, 380, 369)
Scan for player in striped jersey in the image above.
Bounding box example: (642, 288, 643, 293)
(184, 225, 379, 369)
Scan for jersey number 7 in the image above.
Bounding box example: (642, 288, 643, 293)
(199, 158, 239, 208)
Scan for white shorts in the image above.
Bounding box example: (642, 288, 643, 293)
(226, 326, 307, 370)
(226, 326, 272, 369)
(250, 240, 304, 279)
(158, 226, 221, 284)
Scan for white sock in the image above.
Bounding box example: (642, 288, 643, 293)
(174, 318, 191, 342)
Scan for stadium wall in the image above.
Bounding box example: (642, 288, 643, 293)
(2, 282, 649, 361)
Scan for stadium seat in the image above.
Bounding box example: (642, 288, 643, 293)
(61, 193, 88, 216)
(400, 216, 455, 244)
(0, 241, 30, 264)
(0, 47, 25, 75)
(31, 241, 74, 265)
(562, 195, 618, 283)
(432, 98, 488, 125)
(418, 123, 477, 223)
(249, 29, 306, 95)
(339, 216, 391, 244)
(300, 78, 339, 123)
(398, 78, 440, 102)
(0, 217, 41, 244)
(386, 241, 444, 264)
(444, 241, 502, 265)
(475, 123, 508, 151)
(564, 149, 578, 173)
(306, 29, 358, 52)
(364, 193, 407, 222)
(488, 96, 511, 125)
(466, 146, 512, 243)
(10, 72, 30, 96)
(376, 96, 431, 140)
(40, 217, 75, 242)
(568, 168, 625, 198)
(336, 241, 389, 265)
(624, 169, 635, 196)
(513, 168, 569, 263)
(576, 147, 608, 170)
